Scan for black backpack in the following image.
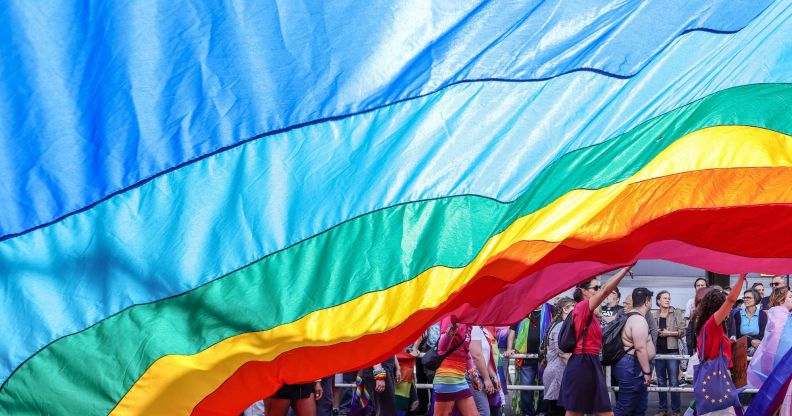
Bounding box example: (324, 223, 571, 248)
(558, 308, 593, 353)
(601, 311, 642, 365)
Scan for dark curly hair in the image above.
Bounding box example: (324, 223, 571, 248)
(695, 288, 727, 335)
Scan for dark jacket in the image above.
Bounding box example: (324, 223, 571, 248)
(760, 296, 771, 310)
(686, 319, 695, 353)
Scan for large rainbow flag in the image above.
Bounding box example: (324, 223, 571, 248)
(2, 1, 792, 414)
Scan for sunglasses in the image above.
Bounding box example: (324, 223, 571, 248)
(586, 285, 602, 291)
(773, 282, 784, 287)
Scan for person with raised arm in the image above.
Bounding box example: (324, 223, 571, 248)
(693, 274, 747, 416)
(559, 266, 633, 416)
(433, 316, 479, 416)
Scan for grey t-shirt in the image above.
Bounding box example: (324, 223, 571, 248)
(645, 310, 658, 346)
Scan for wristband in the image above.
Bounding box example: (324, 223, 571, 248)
(373, 369, 387, 380)
(642, 371, 652, 375)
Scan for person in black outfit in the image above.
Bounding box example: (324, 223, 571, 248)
(504, 307, 545, 416)
(601, 287, 624, 332)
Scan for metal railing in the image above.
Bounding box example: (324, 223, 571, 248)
(336, 353, 759, 394)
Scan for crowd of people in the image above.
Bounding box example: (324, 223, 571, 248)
(246, 272, 792, 416)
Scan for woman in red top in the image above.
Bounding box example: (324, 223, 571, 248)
(695, 274, 747, 368)
(559, 266, 633, 416)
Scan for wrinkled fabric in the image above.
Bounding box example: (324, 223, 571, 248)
(2, 4, 792, 387)
(747, 307, 791, 388)
(2, 1, 792, 415)
(0, 0, 771, 238)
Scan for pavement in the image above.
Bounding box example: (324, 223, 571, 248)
(500, 389, 697, 416)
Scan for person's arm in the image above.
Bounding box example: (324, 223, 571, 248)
(393, 356, 401, 383)
(488, 365, 500, 390)
(630, 317, 653, 386)
(410, 335, 425, 357)
(588, 266, 632, 311)
(469, 339, 492, 393)
(503, 328, 516, 357)
(714, 275, 747, 326)
(437, 318, 462, 352)
(313, 379, 324, 400)
(373, 363, 386, 392)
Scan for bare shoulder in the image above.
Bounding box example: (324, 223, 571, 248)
(625, 313, 648, 329)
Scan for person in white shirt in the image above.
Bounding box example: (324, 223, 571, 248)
(684, 278, 709, 320)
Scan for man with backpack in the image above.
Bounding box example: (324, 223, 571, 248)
(612, 288, 656, 416)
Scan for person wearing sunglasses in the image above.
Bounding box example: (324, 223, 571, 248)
(559, 266, 633, 416)
(760, 276, 788, 310)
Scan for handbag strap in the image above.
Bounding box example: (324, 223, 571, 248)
(439, 327, 467, 360)
(580, 309, 594, 351)
(698, 324, 707, 361)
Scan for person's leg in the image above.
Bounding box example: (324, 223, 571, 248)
(520, 364, 538, 416)
(416, 359, 430, 415)
(544, 400, 564, 416)
(636, 378, 648, 416)
(469, 379, 490, 416)
(293, 397, 318, 416)
(490, 403, 502, 416)
(666, 359, 680, 413)
(338, 372, 357, 415)
(498, 348, 509, 397)
(377, 367, 398, 416)
(433, 400, 454, 416)
(655, 359, 669, 414)
(620, 355, 650, 416)
(531, 362, 544, 414)
(613, 356, 637, 416)
(519, 365, 530, 415)
(268, 398, 293, 416)
(455, 396, 479, 416)
(316, 377, 333, 416)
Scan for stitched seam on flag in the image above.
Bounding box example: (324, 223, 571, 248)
(7, 89, 790, 382)
(4, 121, 792, 393)
(3, 163, 788, 398)
(4, 120, 792, 387)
